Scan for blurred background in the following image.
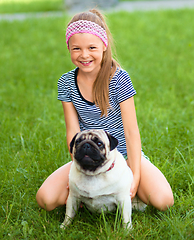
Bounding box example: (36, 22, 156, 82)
(1, 0, 192, 14)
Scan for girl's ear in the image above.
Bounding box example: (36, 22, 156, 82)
(105, 131, 118, 151)
(70, 133, 78, 153)
(103, 44, 107, 52)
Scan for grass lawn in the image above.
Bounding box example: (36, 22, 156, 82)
(0, 0, 64, 13)
(0, 0, 171, 14)
(0, 8, 194, 239)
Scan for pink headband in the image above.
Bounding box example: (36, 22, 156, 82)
(66, 20, 108, 49)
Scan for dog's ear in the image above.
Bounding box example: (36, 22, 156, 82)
(70, 133, 78, 153)
(105, 132, 118, 151)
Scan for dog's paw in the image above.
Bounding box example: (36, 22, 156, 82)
(123, 222, 132, 230)
(132, 196, 147, 212)
(60, 216, 72, 230)
(60, 223, 66, 230)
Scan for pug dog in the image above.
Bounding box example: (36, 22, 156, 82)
(60, 129, 146, 230)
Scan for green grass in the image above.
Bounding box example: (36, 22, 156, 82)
(0, 0, 64, 13)
(0, 9, 194, 239)
(0, 0, 168, 14)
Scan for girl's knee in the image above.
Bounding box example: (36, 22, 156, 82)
(36, 187, 56, 211)
(163, 191, 174, 210)
(154, 191, 174, 211)
(36, 163, 71, 211)
(36, 184, 68, 211)
(140, 156, 174, 210)
(36, 188, 47, 210)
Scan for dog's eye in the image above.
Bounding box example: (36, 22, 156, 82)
(75, 138, 82, 145)
(97, 141, 103, 148)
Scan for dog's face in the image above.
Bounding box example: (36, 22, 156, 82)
(70, 130, 118, 173)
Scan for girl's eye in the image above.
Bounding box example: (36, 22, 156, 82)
(73, 47, 80, 51)
(90, 46, 96, 50)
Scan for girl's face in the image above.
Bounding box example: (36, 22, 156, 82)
(69, 33, 106, 76)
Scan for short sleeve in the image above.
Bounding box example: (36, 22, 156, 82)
(57, 74, 71, 102)
(116, 70, 136, 103)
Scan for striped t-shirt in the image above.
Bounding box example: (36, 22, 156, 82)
(57, 68, 136, 156)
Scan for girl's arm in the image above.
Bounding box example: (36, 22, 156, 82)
(62, 102, 80, 156)
(120, 97, 141, 199)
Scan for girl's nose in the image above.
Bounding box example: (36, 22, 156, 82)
(81, 49, 89, 58)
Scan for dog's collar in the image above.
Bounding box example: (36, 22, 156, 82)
(107, 159, 115, 172)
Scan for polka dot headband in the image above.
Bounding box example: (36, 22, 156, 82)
(66, 20, 108, 49)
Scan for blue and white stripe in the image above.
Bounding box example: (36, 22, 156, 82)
(57, 68, 136, 156)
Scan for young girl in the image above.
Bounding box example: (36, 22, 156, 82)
(36, 9, 174, 211)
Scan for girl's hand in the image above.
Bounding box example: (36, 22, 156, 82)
(130, 177, 139, 200)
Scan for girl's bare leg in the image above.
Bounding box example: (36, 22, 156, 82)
(36, 162, 72, 211)
(137, 156, 174, 210)
(36, 156, 174, 211)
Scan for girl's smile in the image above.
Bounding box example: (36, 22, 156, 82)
(80, 60, 93, 66)
(69, 33, 106, 76)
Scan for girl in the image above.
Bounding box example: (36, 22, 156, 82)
(36, 9, 174, 211)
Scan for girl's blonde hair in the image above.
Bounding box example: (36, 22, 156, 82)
(67, 9, 120, 116)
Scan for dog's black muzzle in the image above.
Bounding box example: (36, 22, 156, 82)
(74, 141, 106, 171)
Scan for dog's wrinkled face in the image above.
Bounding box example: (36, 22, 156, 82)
(70, 130, 118, 172)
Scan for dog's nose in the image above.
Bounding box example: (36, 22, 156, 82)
(83, 143, 91, 150)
